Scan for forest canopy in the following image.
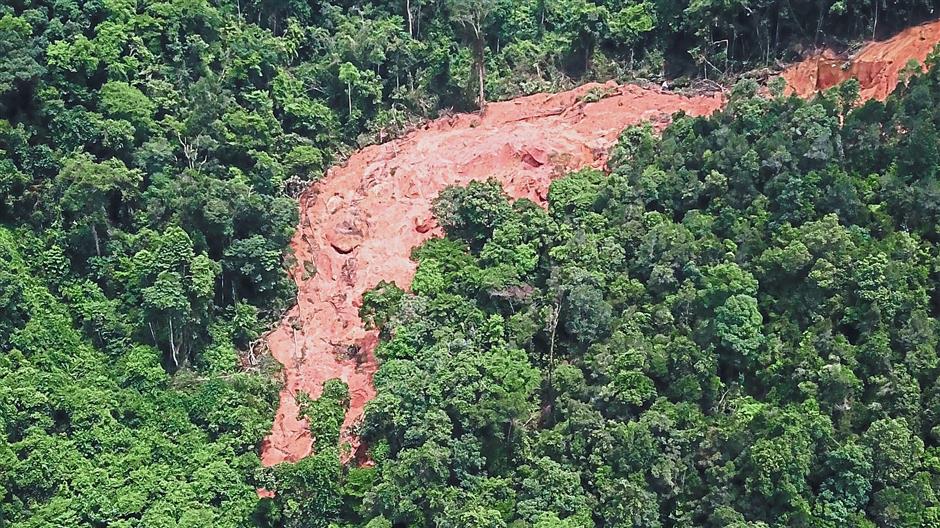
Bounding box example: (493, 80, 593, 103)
(347, 68, 940, 526)
(4, 0, 940, 526)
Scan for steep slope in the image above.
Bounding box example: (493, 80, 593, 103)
(261, 19, 940, 468)
(782, 19, 940, 100)
(259, 83, 723, 466)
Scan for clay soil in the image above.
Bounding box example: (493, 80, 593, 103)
(259, 83, 723, 467)
(782, 19, 940, 100)
(260, 19, 940, 470)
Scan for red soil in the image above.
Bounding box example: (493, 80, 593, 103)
(782, 19, 940, 100)
(259, 82, 723, 467)
(260, 21, 940, 469)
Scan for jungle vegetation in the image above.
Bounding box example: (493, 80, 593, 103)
(3, 0, 940, 526)
(349, 67, 940, 527)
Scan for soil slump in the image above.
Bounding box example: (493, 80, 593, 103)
(782, 19, 940, 100)
(261, 19, 940, 468)
(259, 82, 723, 466)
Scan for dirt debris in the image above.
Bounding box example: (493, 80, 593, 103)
(259, 82, 722, 467)
(781, 19, 940, 100)
(261, 19, 940, 468)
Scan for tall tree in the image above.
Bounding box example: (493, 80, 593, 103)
(447, 0, 496, 108)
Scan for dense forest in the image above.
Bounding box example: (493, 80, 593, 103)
(347, 71, 940, 526)
(3, 0, 940, 526)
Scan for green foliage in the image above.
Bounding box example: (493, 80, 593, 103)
(356, 66, 940, 527)
(0, 227, 277, 527)
(433, 179, 514, 251)
(263, 450, 344, 528)
(5, 0, 940, 525)
(299, 379, 351, 451)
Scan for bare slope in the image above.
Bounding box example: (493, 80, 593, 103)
(782, 19, 940, 100)
(262, 19, 940, 467)
(260, 83, 723, 466)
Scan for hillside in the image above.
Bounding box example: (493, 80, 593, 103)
(263, 20, 940, 470)
(260, 83, 723, 466)
(4, 0, 940, 525)
(782, 19, 940, 100)
(334, 43, 940, 527)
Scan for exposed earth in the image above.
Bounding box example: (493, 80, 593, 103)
(259, 83, 723, 467)
(781, 19, 940, 100)
(260, 20, 940, 469)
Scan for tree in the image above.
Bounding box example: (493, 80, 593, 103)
(299, 379, 350, 451)
(54, 154, 141, 258)
(563, 282, 612, 344)
(265, 451, 344, 528)
(861, 418, 924, 489)
(137, 226, 220, 368)
(0, 14, 44, 113)
(713, 294, 763, 368)
(338, 62, 382, 121)
(433, 179, 513, 251)
(99, 81, 156, 139)
(516, 457, 592, 524)
(447, 0, 497, 108)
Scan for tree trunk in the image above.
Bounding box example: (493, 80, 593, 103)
(169, 317, 179, 367)
(91, 224, 101, 256)
(416, 2, 422, 36)
(347, 83, 353, 117)
(546, 302, 560, 423)
(816, 8, 825, 45)
(774, 15, 781, 58)
(475, 38, 485, 110)
(732, 28, 736, 64)
(91, 224, 101, 257)
(478, 57, 485, 110)
(406, 0, 413, 36)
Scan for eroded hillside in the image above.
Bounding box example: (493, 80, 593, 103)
(782, 19, 940, 100)
(259, 83, 723, 466)
(261, 19, 940, 468)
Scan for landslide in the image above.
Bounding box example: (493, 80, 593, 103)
(259, 83, 723, 466)
(261, 19, 940, 468)
(782, 19, 940, 100)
